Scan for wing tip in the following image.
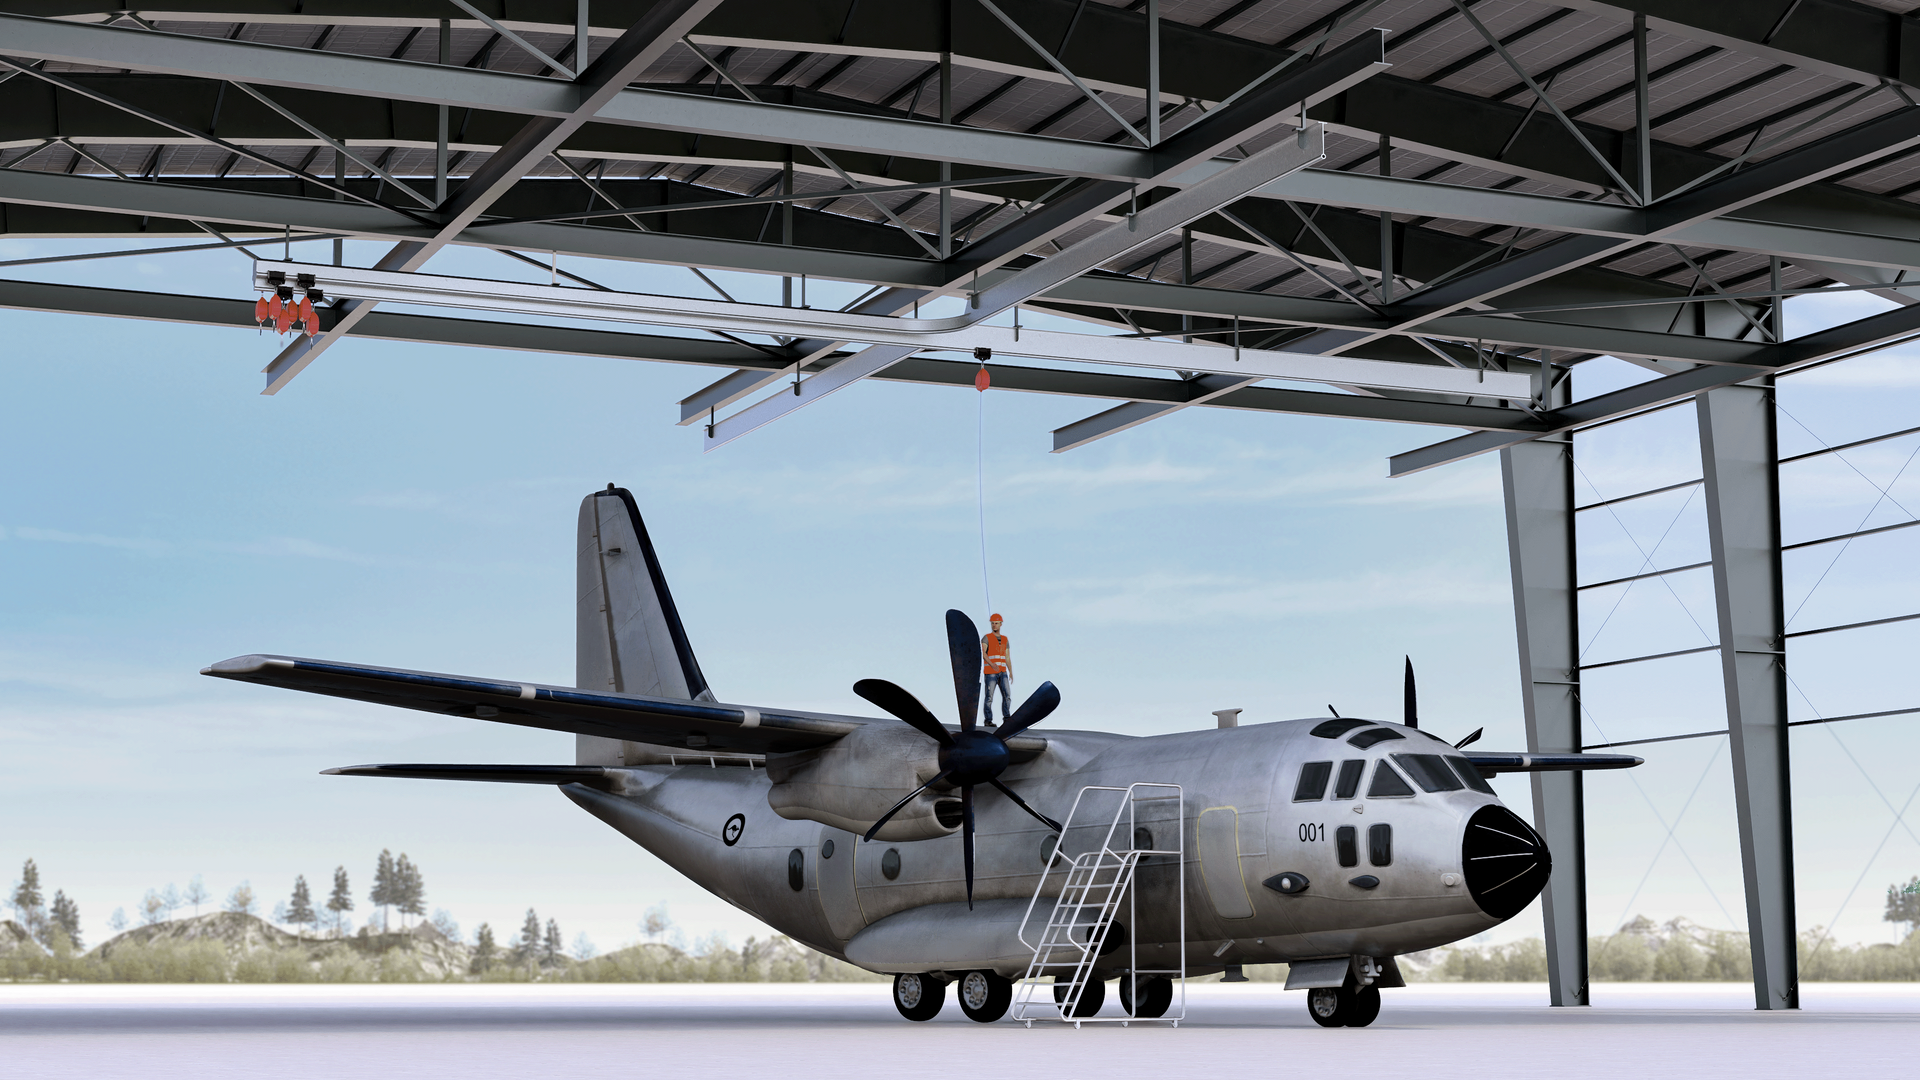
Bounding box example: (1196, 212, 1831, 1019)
(203, 654, 293, 677)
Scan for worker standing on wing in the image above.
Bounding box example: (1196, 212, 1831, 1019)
(982, 614, 1012, 728)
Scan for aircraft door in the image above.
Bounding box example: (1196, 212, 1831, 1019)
(1195, 807, 1255, 919)
(814, 827, 867, 941)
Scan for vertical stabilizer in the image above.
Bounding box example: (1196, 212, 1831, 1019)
(576, 485, 713, 765)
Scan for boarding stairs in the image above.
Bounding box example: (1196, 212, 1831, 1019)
(1012, 783, 1185, 1027)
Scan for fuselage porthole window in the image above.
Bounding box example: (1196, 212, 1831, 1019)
(1335, 825, 1358, 868)
(1368, 823, 1392, 867)
(1294, 761, 1333, 801)
(881, 847, 902, 881)
(1367, 760, 1416, 798)
(787, 848, 804, 891)
(1333, 759, 1366, 799)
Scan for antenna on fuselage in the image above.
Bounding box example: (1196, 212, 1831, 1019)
(1404, 655, 1418, 729)
(1327, 704, 1340, 717)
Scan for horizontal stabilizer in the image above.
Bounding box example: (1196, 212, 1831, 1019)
(1464, 752, 1643, 774)
(323, 763, 621, 787)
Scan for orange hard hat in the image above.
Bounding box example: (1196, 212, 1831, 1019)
(990, 613, 1003, 622)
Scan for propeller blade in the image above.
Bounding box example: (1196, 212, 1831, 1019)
(995, 681, 1060, 741)
(961, 784, 976, 910)
(1454, 727, 1484, 750)
(862, 769, 952, 842)
(946, 609, 982, 732)
(1404, 656, 1418, 729)
(989, 778, 1062, 833)
(853, 678, 953, 747)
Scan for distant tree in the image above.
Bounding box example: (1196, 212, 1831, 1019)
(513, 909, 542, 968)
(49, 891, 82, 951)
(642, 905, 670, 942)
(470, 923, 497, 974)
(370, 850, 396, 929)
(571, 932, 597, 961)
(185, 876, 209, 917)
(11, 859, 49, 943)
(543, 919, 563, 967)
(287, 875, 316, 931)
(326, 867, 353, 936)
(109, 908, 128, 934)
(139, 890, 167, 926)
(226, 882, 257, 917)
(394, 854, 425, 928)
(1888, 876, 1920, 939)
(160, 883, 182, 920)
(430, 909, 459, 941)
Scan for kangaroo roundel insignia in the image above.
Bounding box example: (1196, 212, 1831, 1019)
(722, 813, 746, 846)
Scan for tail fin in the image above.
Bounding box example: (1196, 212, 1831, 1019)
(576, 485, 713, 765)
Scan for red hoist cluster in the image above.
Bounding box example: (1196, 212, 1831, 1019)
(254, 271, 325, 339)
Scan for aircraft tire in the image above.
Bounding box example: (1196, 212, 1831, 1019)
(1118, 975, 1174, 1018)
(957, 970, 1013, 1023)
(893, 973, 946, 1022)
(1054, 976, 1106, 1017)
(1346, 985, 1381, 1028)
(1306, 986, 1350, 1027)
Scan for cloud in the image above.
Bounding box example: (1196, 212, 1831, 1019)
(4, 524, 385, 564)
(1038, 566, 1506, 625)
(7, 526, 171, 554)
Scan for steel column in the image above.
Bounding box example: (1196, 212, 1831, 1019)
(1500, 370, 1587, 1008)
(1696, 381, 1799, 1011)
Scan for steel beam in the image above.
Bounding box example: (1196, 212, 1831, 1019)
(258, 0, 729, 393)
(0, 275, 1539, 432)
(1696, 381, 1798, 1011)
(1500, 371, 1586, 1008)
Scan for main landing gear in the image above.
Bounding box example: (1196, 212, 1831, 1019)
(958, 970, 1013, 1023)
(1117, 975, 1174, 1019)
(1306, 983, 1381, 1028)
(893, 973, 946, 1021)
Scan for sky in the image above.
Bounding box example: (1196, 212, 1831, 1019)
(1, 234, 1917, 958)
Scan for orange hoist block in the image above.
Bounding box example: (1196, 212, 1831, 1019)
(254, 295, 270, 327)
(299, 296, 318, 338)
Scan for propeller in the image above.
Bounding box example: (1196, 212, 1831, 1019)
(1404, 656, 1484, 750)
(852, 609, 1063, 909)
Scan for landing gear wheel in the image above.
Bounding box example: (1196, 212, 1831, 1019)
(1307, 986, 1351, 1027)
(1053, 976, 1106, 1017)
(893, 973, 945, 1022)
(1346, 985, 1381, 1027)
(957, 970, 1012, 1023)
(1118, 975, 1173, 1018)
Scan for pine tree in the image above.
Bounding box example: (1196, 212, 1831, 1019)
(287, 875, 316, 930)
(514, 908, 542, 968)
(326, 866, 354, 937)
(370, 850, 395, 930)
(11, 858, 46, 941)
(470, 923, 497, 974)
(49, 891, 81, 951)
(542, 919, 563, 966)
(227, 882, 257, 916)
(394, 854, 425, 927)
(185, 876, 209, 917)
(1888, 876, 1920, 939)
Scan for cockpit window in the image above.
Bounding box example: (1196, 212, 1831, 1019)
(1367, 760, 1415, 798)
(1310, 718, 1372, 739)
(1349, 727, 1407, 749)
(1294, 761, 1332, 801)
(1333, 760, 1366, 800)
(1448, 756, 1496, 795)
(1394, 753, 1465, 793)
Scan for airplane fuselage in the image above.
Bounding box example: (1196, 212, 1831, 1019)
(563, 717, 1523, 977)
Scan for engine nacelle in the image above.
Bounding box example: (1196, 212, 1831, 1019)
(765, 723, 957, 841)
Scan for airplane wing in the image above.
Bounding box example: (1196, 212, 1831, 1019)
(203, 653, 1050, 759)
(202, 653, 859, 755)
(1463, 752, 1643, 774)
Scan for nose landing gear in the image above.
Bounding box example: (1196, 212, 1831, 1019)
(1306, 983, 1381, 1027)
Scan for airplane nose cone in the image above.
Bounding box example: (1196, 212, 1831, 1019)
(1461, 804, 1552, 921)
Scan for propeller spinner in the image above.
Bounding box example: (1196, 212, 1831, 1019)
(853, 609, 1063, 908)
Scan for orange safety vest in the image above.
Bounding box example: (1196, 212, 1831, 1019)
(982, 633, 1010, 675)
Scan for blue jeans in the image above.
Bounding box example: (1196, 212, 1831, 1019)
(983, 672, 1011, 723)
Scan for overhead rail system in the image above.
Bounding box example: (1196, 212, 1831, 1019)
(8, 0, 1920, 1013)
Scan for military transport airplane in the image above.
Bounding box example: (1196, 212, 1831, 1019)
(204, 485, 1638, 1027)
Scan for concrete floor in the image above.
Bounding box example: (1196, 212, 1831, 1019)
(3, 981, 1916, 1079)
